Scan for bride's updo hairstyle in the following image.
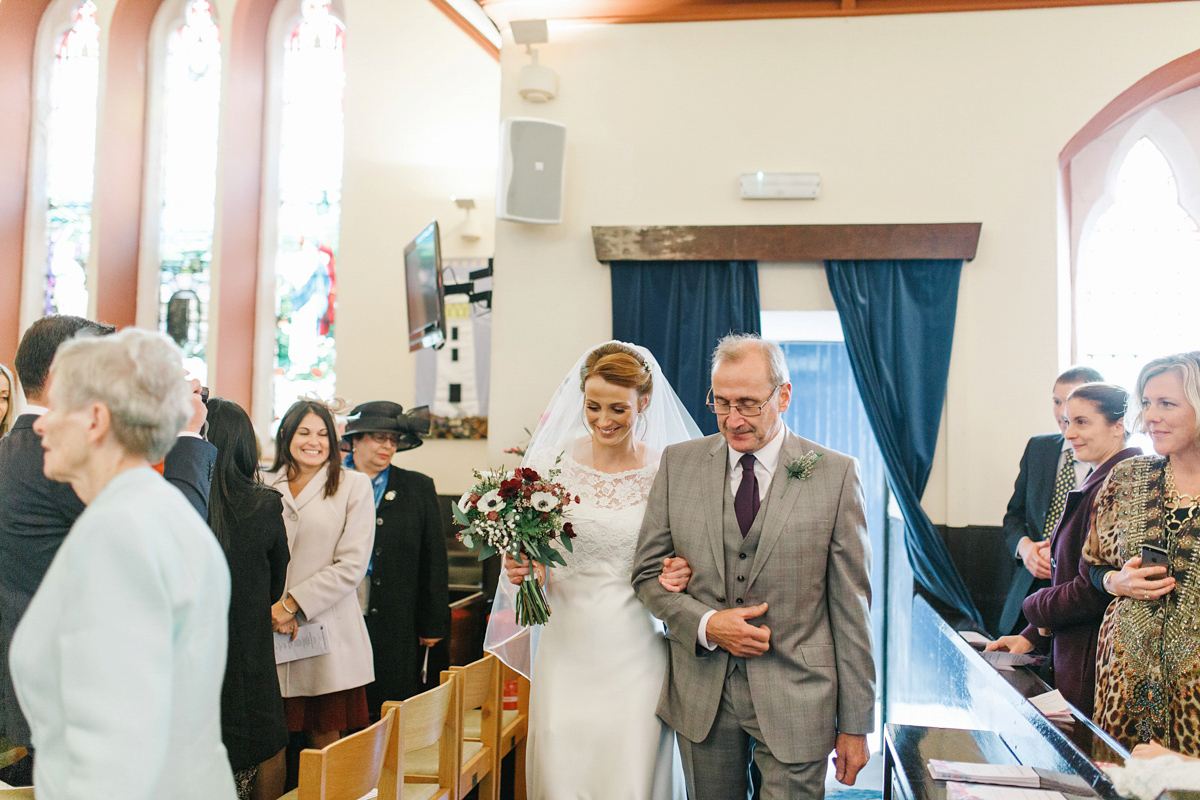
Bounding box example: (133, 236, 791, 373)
(579, 342, 653, 403)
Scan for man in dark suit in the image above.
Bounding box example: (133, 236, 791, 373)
(998, 365, 1104, 635)
(0, 315, 216, 786)
(342, 401, 451, 712)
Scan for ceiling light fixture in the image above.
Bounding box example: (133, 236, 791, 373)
(511, 19, 557, 103)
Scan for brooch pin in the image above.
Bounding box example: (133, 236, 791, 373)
(786, 451, 822, 482)
(384, 490, 396, 501)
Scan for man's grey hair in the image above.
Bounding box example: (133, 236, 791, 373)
(48, 328, 191, 463)
(711, 334, 790, 386)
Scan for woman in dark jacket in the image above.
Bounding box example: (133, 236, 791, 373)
(205, 398, 291, 800)
(987, 383, 1139, 718)
(342, 401, 451, 711)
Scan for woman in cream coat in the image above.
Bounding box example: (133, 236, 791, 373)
(265, 399, 376, 748)
(11, 329, 235, 800)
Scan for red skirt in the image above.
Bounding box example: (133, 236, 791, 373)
(284, 687, 369, 733)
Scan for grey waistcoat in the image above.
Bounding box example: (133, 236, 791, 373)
(723, 471, 772, 674)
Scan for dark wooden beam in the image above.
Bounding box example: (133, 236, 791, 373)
(592, 223, 982, 262)
(481, 0, 1184, 28)
(427, 0, 500, 62)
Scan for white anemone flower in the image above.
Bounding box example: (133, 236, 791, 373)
(457, 491, 475, 514)
(530, 491, 558, 512)
(479, 489, 504, 512)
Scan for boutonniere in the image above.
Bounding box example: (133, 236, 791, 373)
(384, 490, 396, 501)
(785, 451, 822, 482)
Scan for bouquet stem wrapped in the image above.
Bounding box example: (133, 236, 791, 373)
(514, 566, 551, 626)
(452, 462, 576, 627)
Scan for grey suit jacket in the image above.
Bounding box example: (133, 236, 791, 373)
(632, 429, 875, 764)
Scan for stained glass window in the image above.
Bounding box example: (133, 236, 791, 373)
(157, 0, 221, 379)
(1076, 136, 1200, 393)
(43, 0, 100, 317)
(272, 0, 345, 421)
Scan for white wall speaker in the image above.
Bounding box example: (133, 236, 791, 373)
(497, 117, 566, 224)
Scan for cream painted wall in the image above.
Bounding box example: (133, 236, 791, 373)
(487, 2, 1200, 526)
(325, 0, 499, 494)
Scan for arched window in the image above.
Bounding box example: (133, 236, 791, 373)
(269, 0, 345, 422)
(1075, 135, 1200, 392)
(144, 0, 222, 379)
(33, 0, 100, 320)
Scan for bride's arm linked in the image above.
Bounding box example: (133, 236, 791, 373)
(659, 556, 691, 592)
(501, 544, 686, 589)
(632, 455, 716, 646)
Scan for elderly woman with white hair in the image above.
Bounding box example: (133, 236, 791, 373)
(9, 328, 236, 800)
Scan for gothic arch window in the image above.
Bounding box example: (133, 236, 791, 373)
(141, 0, 222, 379)
(1075, 132, 1200, 393)
(24, 0, 100, 325)
(261, 0, 346, 425)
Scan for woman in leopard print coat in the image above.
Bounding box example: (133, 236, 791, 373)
(1083, 353, 1200, 757)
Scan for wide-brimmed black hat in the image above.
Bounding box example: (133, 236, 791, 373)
(342, 401, 430, 452)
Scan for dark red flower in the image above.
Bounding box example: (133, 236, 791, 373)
(562, 522, 576, 539)
(486, 511, 498, 521)
(498, 478, 521, 499)
(517, 467, 542, 483)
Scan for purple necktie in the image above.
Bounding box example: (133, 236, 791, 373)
(735, 453, 760, 538)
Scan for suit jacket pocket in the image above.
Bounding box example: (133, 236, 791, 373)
(798, 644, 836, 668)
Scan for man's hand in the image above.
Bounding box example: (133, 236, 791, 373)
(704, 603, 770, 657)
(985, 634, 1033, 654)
(833, 733, 869, 785)
(1017, 537, 1052, 580)
(184, 379, 208, 435)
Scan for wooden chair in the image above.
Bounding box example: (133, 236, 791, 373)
(385, 676, 460, 800)
(496, 637, 531, 800)
(281, 705, 401, 800)
(0, 744, 26, 772)
(442, 653, 501, 800)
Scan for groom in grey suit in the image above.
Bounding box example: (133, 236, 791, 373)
(633, 334, 875, 800)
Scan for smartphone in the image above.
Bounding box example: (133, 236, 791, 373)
(1141, 544, 1170, 575)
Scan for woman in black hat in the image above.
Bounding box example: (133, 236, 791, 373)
(343, 401, 451, 709)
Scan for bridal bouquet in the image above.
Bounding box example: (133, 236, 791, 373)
(453, 463, 576, 625)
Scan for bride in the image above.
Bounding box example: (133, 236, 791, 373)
(485, 341, 701, 800)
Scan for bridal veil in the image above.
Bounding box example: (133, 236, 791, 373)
(483, 340, 703, 678)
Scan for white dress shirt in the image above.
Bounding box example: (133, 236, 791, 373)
(699, 424, 788, 649)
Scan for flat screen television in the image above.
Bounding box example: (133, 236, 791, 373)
(404, 220, 446, 352)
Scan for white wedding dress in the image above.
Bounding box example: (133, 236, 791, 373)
(525, 455, 685, 800)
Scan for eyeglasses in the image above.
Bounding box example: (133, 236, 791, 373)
(368, 432, 401, 447)
(706, 385, 781, 417)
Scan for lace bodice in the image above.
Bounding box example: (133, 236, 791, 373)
(530, 453, 657, 580)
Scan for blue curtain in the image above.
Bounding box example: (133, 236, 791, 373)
(825, 259, 982, 625)
(611, 260, 760, 435)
